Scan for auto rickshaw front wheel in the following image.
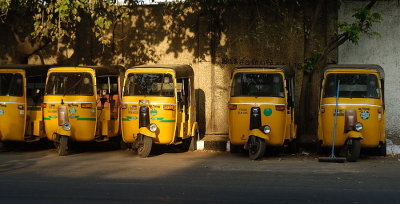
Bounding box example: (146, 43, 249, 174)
(248, 136, 266, 160)
(57, 135, 69, 156)
(137, 136, 152, 158)
(346, 139, 361, 162)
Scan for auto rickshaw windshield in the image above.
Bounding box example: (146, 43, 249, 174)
(231, 73, 284, 97)
(45, 72, 94, 96)
(323, 73, 380, 99)
(123, 73, 174, 97)
(0, 73, 23, 96)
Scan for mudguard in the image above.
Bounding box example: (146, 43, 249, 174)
(249, 129, 270, 141)
(56, 126, 71, 137)
(191, 122, 198, 137)
(139, 127, 157, 138)
(346, 131, 363, 139)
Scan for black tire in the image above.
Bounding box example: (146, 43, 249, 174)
(230, 142, 241, 154)
(58, 135, 69, 156)
(346, 139, 361, 162)
(248, 136, 266, 160)
(138, 136, 152, 158)
(0, 141, 12, 152)
(188, 135, 197, 152)
(120, 139, 129, 150)
(289, 139, 298, 154)
(316, 140, 323, 155)
(378, 142, 387, 156)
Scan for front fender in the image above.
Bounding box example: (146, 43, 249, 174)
(139, 127, 157, 138)
(191, 122, 198, 137)
(56, 126, 71, 137)
(346, 131, 363, 139)
(249, 129, 270, 141)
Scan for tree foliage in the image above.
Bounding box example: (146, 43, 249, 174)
(301, 2, 382, 73)
(0, 0, 136, 54)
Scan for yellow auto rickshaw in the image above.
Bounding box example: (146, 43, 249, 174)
(43, 66, 122, 155)
(318, 64, 385, 162)
(228, 65, 297, 160)
(0, 65, 50, 148)
(121, 65, 198, 157)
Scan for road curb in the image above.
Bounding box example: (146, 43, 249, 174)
(196, 140, 228, 151)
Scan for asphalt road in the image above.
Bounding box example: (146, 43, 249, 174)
(0, 144, 400, 204)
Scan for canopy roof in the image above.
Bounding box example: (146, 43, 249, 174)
(50, 65, 123, 77)
(231, 65, 294, 77)
(323, 64, 385, 79)
(0, 65, 51, 77)
(128, 64, 194, 78)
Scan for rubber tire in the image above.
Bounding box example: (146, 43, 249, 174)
(346, 139, 361, 162)
(248, 136, 266, 160)
(289, 140, 298, 155)
(138, 136, 152, 158)
(0, 141, 12, 152)
(58, 135, 69, 156)
(378, 142, 387, 156)
(188, 135, 197, 152)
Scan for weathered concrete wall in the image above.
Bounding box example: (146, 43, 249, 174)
(338, 0, 400, 139)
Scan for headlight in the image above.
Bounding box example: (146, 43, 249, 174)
(62, 122, 71, 131)
(263, 125, 271, 134)
(149, 123, 158, 132)
(354, 122, 363, 132)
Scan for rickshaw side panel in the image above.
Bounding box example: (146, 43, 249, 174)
(0, 69, 26, 142)
(0, 99, 26, 141)
(25, 106, 46, 138)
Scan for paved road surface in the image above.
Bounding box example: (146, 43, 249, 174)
(0, 145, 399, 203)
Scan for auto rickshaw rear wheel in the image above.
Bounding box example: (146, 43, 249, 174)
(57, 135, 69, 156)
(138, 136, 152, 158)
(378, 142, 387, 156)
(288, 139, 298, 155)
(0, 141, 13, 152)
(248, 136, 266, 160)
(346, 139, 361, 162)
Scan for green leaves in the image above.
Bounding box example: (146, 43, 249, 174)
(337, 8, 382, 45)
(1, 0, 136, 45)
(302, 5, 383, 73)
(301, 50, 322, 73)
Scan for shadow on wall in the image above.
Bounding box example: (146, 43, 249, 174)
(195, 89, 206, 138)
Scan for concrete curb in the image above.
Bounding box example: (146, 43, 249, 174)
(196, 137, 400, 155)
(387, 144, 400, 155)
(196, 140, 228, 151)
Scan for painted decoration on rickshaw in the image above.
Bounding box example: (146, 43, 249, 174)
(69, 107, 77, 115)
(264, 108, 272, 116)
(0, 109, 4, 115)
(360, 110, 370, 120)
(150, 109, 157, 116)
